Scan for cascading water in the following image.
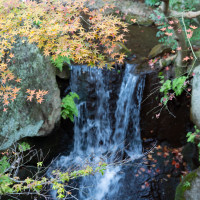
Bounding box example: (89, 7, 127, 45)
(50, 63, 145, 200)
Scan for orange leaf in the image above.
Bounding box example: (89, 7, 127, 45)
(156, 168, 160, 173)
(172, 160, 176, 165)
(27, 95, 33, 102)
(15, 78, 21, 83)
(190, 25, 197, 29)
(183, 56, 190, 61)
(140, 168, 146, 172)
(9, 53, 14, 58)
(131, 19, 136, 23)
(37, 98, 44, 104)
(167, 174, 171, 178)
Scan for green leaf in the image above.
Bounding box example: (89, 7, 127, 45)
(18, 142, 30, 152)
(0, 156, 10, 174)
(160, 80, 172, 95)
(25, 177, 33, 184)
(51, 55, 72, 71)
(37, 162, 43, 167)
(172, 76, 187, 96)
(187, 134, 196, 143)
(186, 132, 192, 137)
(61, 92, 79, 122)
(0, 175, 13, 194)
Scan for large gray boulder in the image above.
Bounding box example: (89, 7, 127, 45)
(191, 65, 200, 129)
(0, 38, 61, 150)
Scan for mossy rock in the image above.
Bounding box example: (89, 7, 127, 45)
(175, 168, 199, 200)
(0, 37, 61, 150)
(115, 42, 132, 55)
(148, 44, 171, 59)
(125, 13, 153, 26)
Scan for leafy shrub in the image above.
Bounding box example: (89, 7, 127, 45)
(159, 74, 188, 105)
(172, 76, 187, 96)
(0, 143, 107, 199)
(145, 0, 160, 6)
(18, 142, 31, 152)
(61, 92, 79, 122)
(0, 156, 10, 174)
(51, 55, 73, 71)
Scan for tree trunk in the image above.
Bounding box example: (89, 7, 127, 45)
(161, 0, 188, 76)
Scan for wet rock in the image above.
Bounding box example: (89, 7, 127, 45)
(0, 38, 61, 150)
(111, 42, 132, 57)
(125, 25, 159, 58)
(175, 167, 200, 200)
(142, 141, 188, 200)
(184, 167, 200, 200)
(182, 143, 199, 171)
(125, 13, 154, 26)
(148, 44, 171, 59)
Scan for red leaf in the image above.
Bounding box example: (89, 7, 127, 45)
(145, 182, 149, 187)
(165, 66, 170, 71)
(172, 160, 176, 165)
(156, 168, 160, 173)
(175, 163, 180, 168)
(163, 152, 169, 158)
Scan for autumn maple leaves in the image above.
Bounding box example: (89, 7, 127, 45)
(0, 61, 48, 112)
(0, 0, 130, 112)
(26, 89, 48, 104)
(158, 19, 198, 62)
(0, 62, 21, 112)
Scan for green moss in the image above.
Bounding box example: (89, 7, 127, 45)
(116, 42, 132, 55)
(125, 14, 153, 26)
(175, 170, 198, 200)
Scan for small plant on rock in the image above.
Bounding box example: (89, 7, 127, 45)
(61, 92, 79, 122)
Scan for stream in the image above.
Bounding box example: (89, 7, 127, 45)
(49, 63, 145, 199)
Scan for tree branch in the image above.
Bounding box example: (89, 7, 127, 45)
(171, 10, 200, 19)
(160, 0, 187, 69)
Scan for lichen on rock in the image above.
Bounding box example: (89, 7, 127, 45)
(0, 37, 61, 150)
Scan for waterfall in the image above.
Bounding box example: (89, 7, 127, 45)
(50, 63, 145, 200)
